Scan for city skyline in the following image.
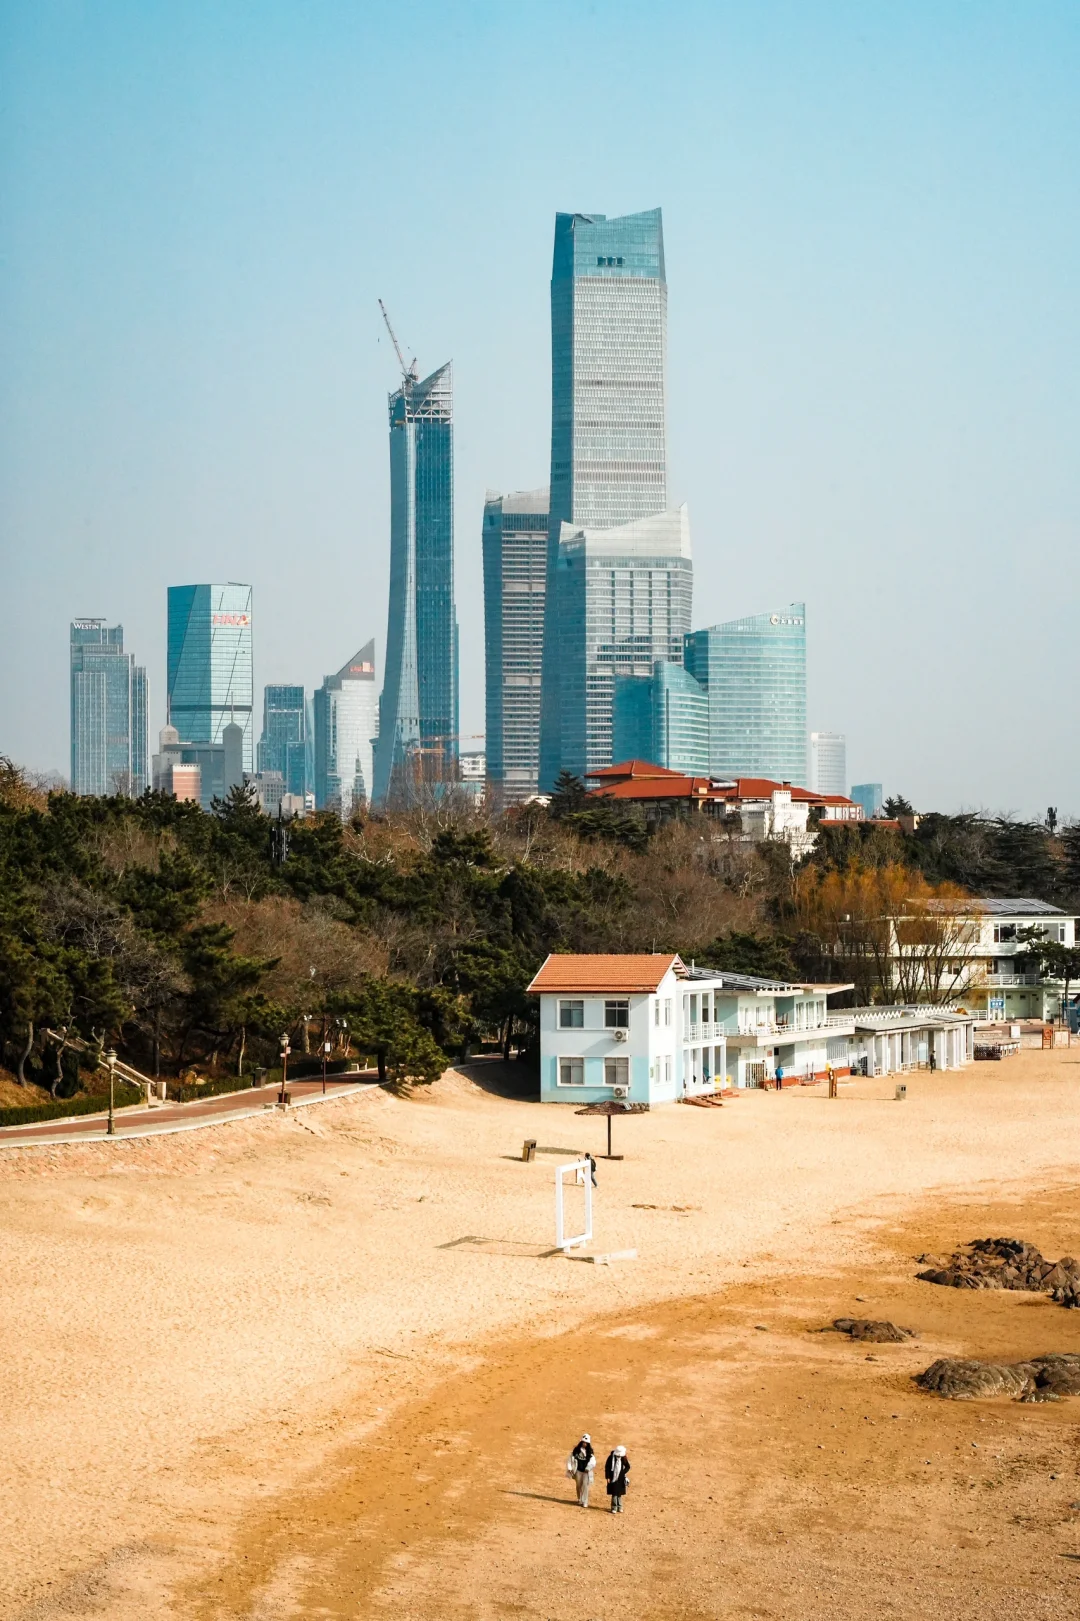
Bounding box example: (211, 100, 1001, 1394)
(3, 6, 1078, 815)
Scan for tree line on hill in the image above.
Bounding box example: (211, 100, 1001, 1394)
(1, 756, 1078, 1091)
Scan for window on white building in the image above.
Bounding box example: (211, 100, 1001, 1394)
(993, 924, 1017, 944)
(604, 999, 630, 1029)
(664, 998, 672, 1026)
(653, 999, 660, 1027)
(603, 1057, 629, 1087)
(559, 1000, 584, 1029)
(664, 1055, 672, 1084)
(558, 1057, 585, 1086)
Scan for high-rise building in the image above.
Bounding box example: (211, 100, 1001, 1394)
(166, 584, 254, 771)
(151, 722, 244, 811)
(851, 782, 884, 820)
(612, 661, 709, 776)
(482, 487, 549, 805)
(257, 685, 306, 797)
(550, 506, 693, 780)
(314, 641, 379, 819)
(810, 731, 847, 796)
(539, 208, 670, 789)
(373, 362, 457, 806)
(70, 620, 148, 795)
(685, 605, 807, 785)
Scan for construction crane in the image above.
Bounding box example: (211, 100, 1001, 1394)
(378, 298, 418, 386)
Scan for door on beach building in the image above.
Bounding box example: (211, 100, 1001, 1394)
(746, 1062, 766, 1088)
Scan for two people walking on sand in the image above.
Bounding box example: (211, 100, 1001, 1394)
(567, 1433, 631, 1513)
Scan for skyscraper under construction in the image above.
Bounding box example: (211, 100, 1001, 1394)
(372, 317, 458, 806)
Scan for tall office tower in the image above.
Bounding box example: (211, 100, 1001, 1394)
(482, 487, 549, 805)
(257, 685, 307, 797)
(850, 782, 884, 820)
(167, 584, 254, 770)
(551, 506, 692, 779)
(70, 620, 149, 795)
(613, 661, 709, 775)
(809, 731, 847, 796)
(539, 208, 668, 789)
(685, 604, 807, 784)
(313, 641, 379, 819)
(373, 362, 457, 806)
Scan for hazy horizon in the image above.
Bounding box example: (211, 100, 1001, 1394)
(2, 2, 1078, 818)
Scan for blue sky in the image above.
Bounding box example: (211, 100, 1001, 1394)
(2, 1, 1078, 813)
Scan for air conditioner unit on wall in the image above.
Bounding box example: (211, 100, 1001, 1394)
(612, 1085, 629, 1100)
(612, 1028, 628, 1043)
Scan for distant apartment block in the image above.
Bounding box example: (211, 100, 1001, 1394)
(850, 782, 883, 819)
(70, 620, 148, 795)
(166, 584, 254, 771)
(482, 488, 549, 804)
(684, 604, 807, 785)
(151, 722, 244, 811)
(314, 641, 379, 819)
(810, 731, 846, 797)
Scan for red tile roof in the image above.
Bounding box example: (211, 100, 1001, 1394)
(527, 953, 683, 995)
(585, 763, 857, 810)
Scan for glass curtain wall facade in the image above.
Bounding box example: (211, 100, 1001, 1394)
(373, 364, 457, 806)
(258, 684, 307, 796)
(553, 506, 692, 779)
(314, 641, 378, 819)
(70, 620, 148, 794)
(613, 661, 709, 775)
(685, 604, 807, 784)
(539, 209, 668, 789)
(482, 487, 549, 805)
(809, 730, 847, 796)
(166, 584, 254, 770)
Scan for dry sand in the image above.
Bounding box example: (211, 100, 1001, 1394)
(2, 1049, 1080, 1619)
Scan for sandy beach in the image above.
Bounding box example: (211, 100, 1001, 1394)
(3, 1049, 1080, 1619)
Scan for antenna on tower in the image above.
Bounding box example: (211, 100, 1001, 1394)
(378, 299, 418, 386)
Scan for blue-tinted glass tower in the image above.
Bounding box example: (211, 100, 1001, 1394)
(613, 661, 709, 775)
(70, 620, 148, 794)
(685, 605, 807, 784)
(539, 209, 670, 788)
(373, 363, 457, 806)
(482, 488, 549, 805)
(166, 584, 254, 770)
(258, 684, 307, 797)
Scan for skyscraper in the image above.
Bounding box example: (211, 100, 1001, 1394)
(70, 620, 148, 795)
(482, 487, 549, 805)
(685, 604, 807, 784)
(166, 584, 254, 771)
(539, 209, 669, 789)
(257, 685, 307, 797)
(551, 506, 693, 779)
(810, 731, 847, 796)
(314, 641, 379, 819)
(613, 661, 709, 775)
(373, 362, 457, 806)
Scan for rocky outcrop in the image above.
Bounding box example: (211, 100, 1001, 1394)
(916, 1353, 1080, 1401)
(917, 1238, 1080, 1307)
(833, 1318, 918, 1343)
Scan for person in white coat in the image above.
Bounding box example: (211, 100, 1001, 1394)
(567, 1433, 595, 1506)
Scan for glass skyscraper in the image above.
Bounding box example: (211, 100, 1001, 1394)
(314, 641, 379, 819)
(539, 209, 670, 789)
(257, 685, 307, 797)
(613, 660, 709, 776)
(482, 487, 549, 805)
(551, 506, 693, 779)
(166, 584, 254, 771)
(70, 620, 148, 795)
(685, 604, 807, 784)
(373, 363, 457, 806)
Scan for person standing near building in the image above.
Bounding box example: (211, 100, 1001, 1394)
(605, 1445, 630, 1513)
(567, 1434, 595, 1506)
(775, 1064, 784, 1092)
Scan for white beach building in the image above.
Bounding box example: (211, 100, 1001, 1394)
(528, 954, 860, 1102)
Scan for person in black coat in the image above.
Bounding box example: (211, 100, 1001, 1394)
(604, 1445, 630, 1513)
(568, 1434, 595, 1506)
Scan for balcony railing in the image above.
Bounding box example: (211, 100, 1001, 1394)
(696, 1014, 853, 1042)
(985, 973, 1040, 987)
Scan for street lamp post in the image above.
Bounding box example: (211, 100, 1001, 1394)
(321, 1014, 332, 1094)
(279, 1033, 291, 1104)
(105, 1047, 117, 1136)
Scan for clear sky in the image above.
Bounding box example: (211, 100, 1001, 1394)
(2, 1, 1077, 815)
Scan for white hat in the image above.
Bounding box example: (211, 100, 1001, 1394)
(614, 1445, 626, 1455)
(581, 1433, 590, 1441)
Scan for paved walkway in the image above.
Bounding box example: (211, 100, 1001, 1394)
(0, 1074, 381, 1149)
